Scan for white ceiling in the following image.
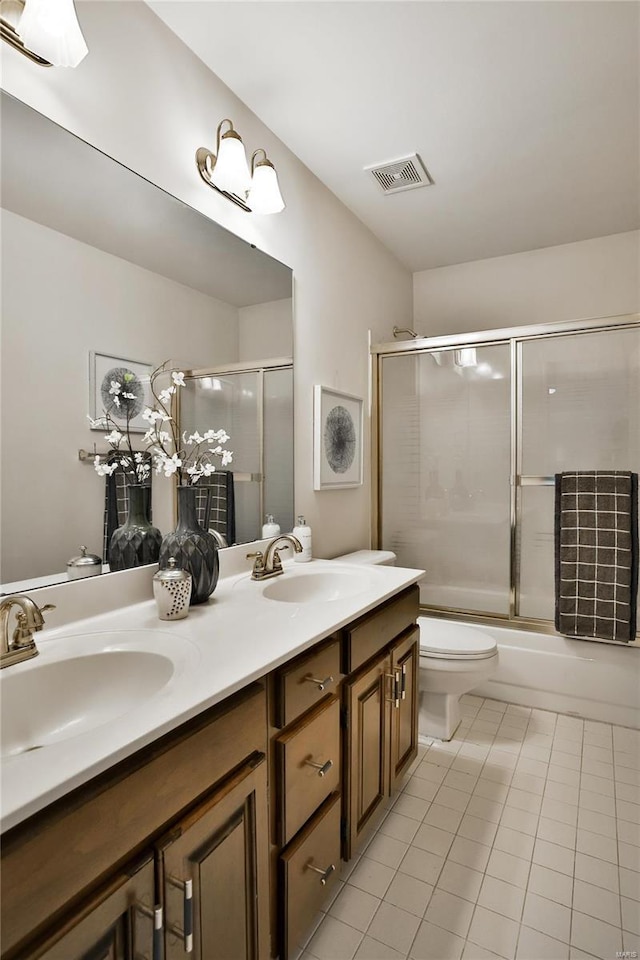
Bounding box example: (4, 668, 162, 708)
(150, 1, 639, 272)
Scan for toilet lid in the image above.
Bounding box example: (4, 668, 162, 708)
(419, 619, 498, 659)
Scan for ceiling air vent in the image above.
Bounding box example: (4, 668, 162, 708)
(366, 153, 434, 195)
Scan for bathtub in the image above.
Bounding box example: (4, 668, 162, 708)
(419, 616, 640, 729)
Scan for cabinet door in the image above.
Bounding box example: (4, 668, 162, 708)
(343, 652, 391, 859)
(389, 627, 420, 794)
(158, 752, 269, 960)
(21, 857, 157, 960)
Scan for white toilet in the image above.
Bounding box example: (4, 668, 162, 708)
(418, 618, 499, 741)
(333, 550, 499, 742)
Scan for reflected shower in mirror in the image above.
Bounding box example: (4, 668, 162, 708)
(0, 92, 293, 594)
(179, 361, 294, 546)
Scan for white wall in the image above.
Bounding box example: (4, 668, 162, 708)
(0, 209, 239, 582)
(413, 231, 639, 337)
(0, 0, 412, 562)
(238, 299, 293, 363)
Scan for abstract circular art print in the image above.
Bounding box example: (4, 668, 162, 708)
(324, 404, 356, 474)
(100, 366, 145, 422)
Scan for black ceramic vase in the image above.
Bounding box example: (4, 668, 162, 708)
(108, 484, 162, 571)
(159, 485, 219, 604)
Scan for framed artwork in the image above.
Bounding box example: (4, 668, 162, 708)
(313, 385, 363, 490)
(89, 352, 153, 433)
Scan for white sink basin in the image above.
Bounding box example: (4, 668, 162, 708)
(0, 630, 196, 759)
(262, 569, 374, 604)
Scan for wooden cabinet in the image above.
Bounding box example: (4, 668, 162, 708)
(158, 753, 269, 960)
(1, 684, 268, 960)
(2, 582, 420, 960)
(390, 627, 420, 794)
(343, 652, 390, 858)
(342, 588, 420, 859)
(20, 857, 158, 960)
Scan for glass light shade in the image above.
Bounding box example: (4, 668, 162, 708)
(18, 0, 88, 67)
(210, 134, 251, 197)
(247, 163, 285, 215)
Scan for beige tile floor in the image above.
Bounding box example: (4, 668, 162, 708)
(296, 696, 640, 960)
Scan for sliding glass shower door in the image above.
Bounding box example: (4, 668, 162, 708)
(380, 344, 512, 613)
(377, 316, 640, 631)
(517, 327, 640, 620)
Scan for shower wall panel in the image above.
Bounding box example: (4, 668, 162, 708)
(380, 345, 511, 613)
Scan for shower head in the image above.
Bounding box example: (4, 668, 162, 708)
(392, 326, 419, 340)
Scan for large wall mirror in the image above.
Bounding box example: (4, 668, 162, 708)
(0, 92, 294, 594)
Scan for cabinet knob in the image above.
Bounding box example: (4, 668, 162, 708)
(304, 757, 334, 777)
(167, 876, 193, 953)
(306, 860, 336, 886)
(303, 674, 334, 692)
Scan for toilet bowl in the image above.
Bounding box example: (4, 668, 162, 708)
(331, 552, 499, 742)
(418, 618, 499, 741)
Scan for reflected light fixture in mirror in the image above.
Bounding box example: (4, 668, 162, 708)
(196, 118, 285, 215)
(0, 0, 88, 67)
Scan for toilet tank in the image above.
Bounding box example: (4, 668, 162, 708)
(332, 549, 396, 566)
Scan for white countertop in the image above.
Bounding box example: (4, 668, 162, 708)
(1, 559, 423, 833)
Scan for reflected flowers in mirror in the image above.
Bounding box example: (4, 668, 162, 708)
(142, 364, 233, 484)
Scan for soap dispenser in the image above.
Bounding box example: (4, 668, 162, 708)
(292, 516, 312, 562)
(262, 514, 281, 538)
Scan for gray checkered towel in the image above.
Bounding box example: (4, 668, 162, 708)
(555, 471, 639, 642)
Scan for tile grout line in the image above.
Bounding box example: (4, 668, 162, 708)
(306, 698, 638, 960)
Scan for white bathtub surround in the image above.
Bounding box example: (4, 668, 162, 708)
(420, 617, 640, 731)
(297, 695, 640, 960)
(418, 619, 499, 741)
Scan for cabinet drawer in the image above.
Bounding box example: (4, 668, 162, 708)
(279, 793, 341, 960)
(275, 695, 341, 846)
(275, 636, 342, 728)
(344, 585, 419, 673)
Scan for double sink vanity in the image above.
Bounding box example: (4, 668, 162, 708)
(1, 552, 423, 960)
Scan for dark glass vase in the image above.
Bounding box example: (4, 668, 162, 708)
(108, 484, 162, 571)
(159, 485, 219, 604)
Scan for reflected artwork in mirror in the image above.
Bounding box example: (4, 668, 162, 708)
(0, 92, 294, 595)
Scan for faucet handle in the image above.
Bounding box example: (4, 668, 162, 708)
(247, 551, 266, 578)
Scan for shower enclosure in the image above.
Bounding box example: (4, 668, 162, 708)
(373, 314, 640, 642)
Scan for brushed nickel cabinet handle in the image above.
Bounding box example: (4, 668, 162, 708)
(385, 672, 400, 709)
(136, 903, 163, 960)
(401, 663, 407, 700)
(306, 860, 336, 885)
(303, 674, 334, 691)
(167, 876, 193, 953)
(304, 757, 334, 777)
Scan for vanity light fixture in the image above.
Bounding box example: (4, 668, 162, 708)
(196, 119, 285, 215)
(0, 0, 88, 67)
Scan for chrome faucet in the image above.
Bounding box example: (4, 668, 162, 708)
(247, 534, 303, 581)
(0, 594, 56, 669)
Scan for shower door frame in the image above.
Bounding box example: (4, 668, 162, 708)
(371, 313, 640, 646)
(178, 357, 293, 538)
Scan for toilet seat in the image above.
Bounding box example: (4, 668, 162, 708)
(419, 619, 498, 661)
